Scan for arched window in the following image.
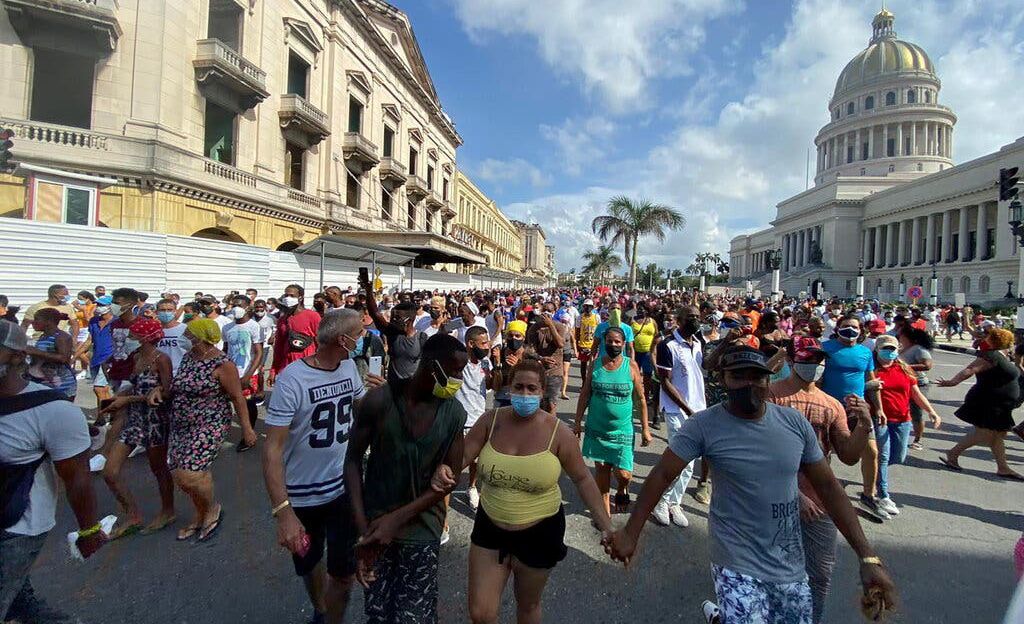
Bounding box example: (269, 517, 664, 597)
(980, 276, 990, 293)
(924, 91, 931, 103)
(885, 91, 896, 106)
(847, 102, 855, 115)
(888, 164, 895, 172)
(907, 89, 916, 104)
(865, 95, 875, 110)
(960, 276, 970, 293)
(886, 278, 894, 293)
(276, 241, 299, 252)
(943, 277, 953, 294)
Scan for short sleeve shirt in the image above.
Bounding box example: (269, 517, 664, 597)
(156, 323, 191, 375)
(655, 330, 706, 415)
(577, 312, 600, 350)
(454, 358, 490, 428)
(875, 363, 917, 423)
(23, 301, 75, 336)
(594, 321, 634, 358)
(668, 402, 824, 584)
(820, 340, 874, 401)
(223, 319, 261, 377)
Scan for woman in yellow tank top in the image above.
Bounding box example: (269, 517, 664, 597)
(432, 357, 612, 624)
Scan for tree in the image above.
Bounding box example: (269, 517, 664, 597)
(581, 245, 622, 284)
(592, 196, 685, 289)
(637, 263, 666, 290)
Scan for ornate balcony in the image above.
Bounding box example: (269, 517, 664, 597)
(405, 174, 428, 202)
(2, 0, 122, 56)
(341, 132, 379, 175)
(193, 38, 269, 113)
(278, 94, 330, 148)
(442, 200, 456, 219)
(425, 189, 444, 211)
(378, 157, 407, 189)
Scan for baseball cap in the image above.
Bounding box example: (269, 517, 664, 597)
(874, 335, 899, 351)
(0, 320, 28, 351)
(96, 295, 113, 305)
(791, 336, 825, 363)
(868, 319, 887, 334)
(718, 347, 773, 374)
(583, 299, 594, 306)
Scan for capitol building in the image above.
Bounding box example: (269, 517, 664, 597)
(729, 8, 1024, 306)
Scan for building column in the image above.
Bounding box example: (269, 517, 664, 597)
(867, 125, 875, 159)
(925, 213, 936, 263)
(896, 122, 904, 156)
(977, 202, 989, 260)
(874, 225, 885, 267)
(897, 220, 907, 266)
(948, 126, 953, 159)
(782, 235, 790, 272)
(841, 134, 848, 165)
(941, 209, 952, 262)
(958, 206, 970, 262)
(911, 121, 917, 155)
(886, 222, 897, 266)
(797, 230, 805, 267)
(855, 128, 862, 160)
(801, 228, 810, 264)
(911, 216, 922, 265)
(882, 124, 889, 157)
(862, 227, 872, 265)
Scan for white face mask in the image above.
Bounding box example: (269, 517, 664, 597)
(109, 303, 122, 317)
(280, 296, 299, 308)
(229, 306, 247, 320)
(792, 362, 826, 383)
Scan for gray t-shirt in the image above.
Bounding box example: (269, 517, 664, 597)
(0, 382, 91, 536)
(899, 345, 932, 385)
(668, 401, 824, 584)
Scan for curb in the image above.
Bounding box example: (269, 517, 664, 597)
(935, 344, 977, 356)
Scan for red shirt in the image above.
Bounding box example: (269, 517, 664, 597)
(107, 317, 137, 382)
(876, 362, 917, 423)
(911, 318, 927, 331)
(272, 309, 320, 373)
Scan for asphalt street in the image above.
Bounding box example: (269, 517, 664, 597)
(26, 349, 1024, 624)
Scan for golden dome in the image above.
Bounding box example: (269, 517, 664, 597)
(833, 10, 935, 100)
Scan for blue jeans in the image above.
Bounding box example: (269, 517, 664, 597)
(875, 422, 911, 498)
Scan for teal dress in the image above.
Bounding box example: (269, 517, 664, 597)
(582, 356, 636, 471)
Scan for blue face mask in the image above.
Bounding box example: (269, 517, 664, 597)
(351, 336, 365, 358)
(510, 394, 541, 418)
(878, 348, 898, 362)
(156, 311, 175, 324)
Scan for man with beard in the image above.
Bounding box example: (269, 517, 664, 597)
(606, 346, 897, 624)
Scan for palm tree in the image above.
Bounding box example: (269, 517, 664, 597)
(592, 196, 685, 289)
(581, 245, 622, 284)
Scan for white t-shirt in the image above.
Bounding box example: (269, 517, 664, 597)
(414, 312, 433, 333)
(455, 357, 490, 429)
(484, 313, 503, 347)
(157, 323, 191, 375)
(223, 318, 261, 377)
(265, 359, 366, 508)
(212, 314, 232, 351)
(445, 316, 487, 345)
(256, 314, 277, 345)
(0, 383, 91, 536)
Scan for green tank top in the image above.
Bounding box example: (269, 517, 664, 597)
(587, 357, 634, 442)
(363, 384, 467, 544)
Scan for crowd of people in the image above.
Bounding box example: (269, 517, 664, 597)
(2, 278, 1024, 624)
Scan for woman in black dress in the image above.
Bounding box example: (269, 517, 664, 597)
(937, 328, 1023, 480)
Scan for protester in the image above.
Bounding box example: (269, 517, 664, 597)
(525, 302, 568, 413)
(630, 302, 659, 405)
(25, 308, 77, 400)
(492, 320, 527, 409)
(156, 298, 190, 375)
(271, 284, 321, 383)
(897, 326, 936, 450)
(576, 298, 600, 383)
(21, 284, 78, 337)
(222, 295, 263, 452)
(452, 325, 493, 514)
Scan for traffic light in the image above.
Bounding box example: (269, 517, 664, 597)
(0, 128, 12, 173)
(999, 166, 1019, 201)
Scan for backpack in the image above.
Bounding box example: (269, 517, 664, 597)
(0, 389, 68, 529)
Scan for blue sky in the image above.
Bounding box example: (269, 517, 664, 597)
(394, 0, 1024, 273)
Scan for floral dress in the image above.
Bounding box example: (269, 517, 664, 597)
(119, 352, 169, 449)
(168, 352, 233, 472)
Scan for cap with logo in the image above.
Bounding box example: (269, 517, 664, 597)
(718, 347, 773, 374)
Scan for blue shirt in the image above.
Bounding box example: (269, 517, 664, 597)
(594, 321, 634, 358)
(820, 339, 874, 400)
(88, 317, 113, 367)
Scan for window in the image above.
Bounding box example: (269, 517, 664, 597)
(885, 91, 896, 106)
(347, 97, 363, 133)
(345, 172, 359, 209)
(846, 146, 854, 163)
(943, 277, 953, 294)
(30, 179, 96, 226)
(935, 236, 942, 262)
(886, 138, 895, 158)
(30, 49, 94, 129)
(426, 165, 434, 190)
(905, 137, 911, 156)
(409, 147, 418, 176)
(862, 143, 869, 160)
(287, 52, 309, 98)
(865, 95, 874, 110)
(847, 102, 855, 115)
(442, 177, 449, 201)
(925, 91, 931, 103)
(381, 188, 391, 221)
(960, 276, 970, 293)
(907, 89, 916, 104)
(383, 126, 395, 158)
(204, 100, 236, 164)
(285, 142, 304, 190)
(207, 0, 242, 49)
(980, 275, 990, 293)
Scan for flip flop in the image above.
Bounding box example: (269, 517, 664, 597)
(141, 515, 177, 535)
(176, 524, 200, 541)
(938, 456, 962, 472)
(110, 522, 143, 541)
(198, 508, 224, 542)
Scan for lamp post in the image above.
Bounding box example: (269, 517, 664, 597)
(899, 273, 906, 304)
(929, 260, 938, 306)
(767, 248, 782, 302)
(856, 258, 865, 301)
(1008, 199, 1024, 331)
(876, 278, 883, 300)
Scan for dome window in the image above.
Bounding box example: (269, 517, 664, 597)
(924, 91, 931, 103)
(847, 102, 855, 115)
(885, 91, 896, 106)
(865, 95, 874, 110)
(907, 89, 916, 104)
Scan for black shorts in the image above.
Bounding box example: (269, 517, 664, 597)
(470, 505, 567, 569)
(291, 493, 358, 578)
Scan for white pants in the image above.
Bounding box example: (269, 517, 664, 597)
(660, 410, 695, 507)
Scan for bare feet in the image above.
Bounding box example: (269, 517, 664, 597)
(141, 513, 177, 535)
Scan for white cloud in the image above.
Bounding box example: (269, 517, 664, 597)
(474, 157, 552, 189)
(539, 116, 615, 176)
(450, 0, 743, 111)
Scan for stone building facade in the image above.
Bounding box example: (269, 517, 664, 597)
(450, 171, 522, 279)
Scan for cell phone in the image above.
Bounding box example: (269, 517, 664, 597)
(358, 267, 370, 284)
(296, 532, 311, 558)
(368, 356, 383, 377)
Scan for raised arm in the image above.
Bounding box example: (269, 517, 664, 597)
(359, 274, 388, 330)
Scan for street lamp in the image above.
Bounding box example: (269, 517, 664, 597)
(1008, 199, 1024, 329)
(767, 248, 782, 302)
(929, 260, 938, 306)
(856, 257, 865, 301)
(899, 273, 906, 303)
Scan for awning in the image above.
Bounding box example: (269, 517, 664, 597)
(333, 230, 487, 265)
(293, 234, 418, 291)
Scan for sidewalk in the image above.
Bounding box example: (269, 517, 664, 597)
(931, 333, 979, 355)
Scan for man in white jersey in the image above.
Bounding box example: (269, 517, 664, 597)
(155, 298, 190, 375)
(262, 309, 381, 624)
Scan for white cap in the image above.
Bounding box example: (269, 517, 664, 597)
(583, 299, 594, 306)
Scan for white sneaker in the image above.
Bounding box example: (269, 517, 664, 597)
(128, 445, 145, 458)
(439, 527, 450, 546)
(669, 505, 689, 528)
(467, 486, 480, 511)
(90, 424, 109, 451)
(876, 497, 900, 516)
(651, 502, 671, 526)
(701, 600, 722, 624)
(89, 454, 107, 473)
(76, 370, 89, 381)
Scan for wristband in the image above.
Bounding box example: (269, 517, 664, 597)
(78, 522, 102, 538)
(860, 556, 883, 566)
(271, 500, 291, 517)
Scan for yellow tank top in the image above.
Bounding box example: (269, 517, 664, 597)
(578, 313, 598, 349)
(631, 319, 656, 353)
(477, 411, 563, 526)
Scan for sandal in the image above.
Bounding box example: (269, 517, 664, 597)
(141, 515, 177, 535)
(939, 456, 963, 472)
(198, 507, 224, 542)
(176, 524, 200, 541)
(613, 492, 631, 513)
(109, 521, 143, 541)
